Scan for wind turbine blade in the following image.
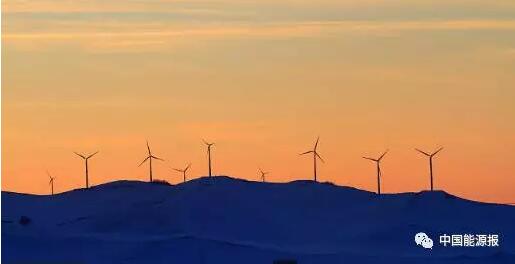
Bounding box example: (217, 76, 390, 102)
(74, 152, 86, 159)
(379, 149, 389, 161)
(173, 168, 182, 172)
(316, 152, 325, 163)
(415, 148, 431, 156)
(152, 156, 164, 161)
(362, 157, 377, 162)
(146, 141, 151, 155)
(314, 136, 320, 150)
(138, 156, 150, 167)
(300, 151, 313, 155)
(87, 151, 99, 159)
(186, 163, 191, 171)
(432, 147, 444, 156)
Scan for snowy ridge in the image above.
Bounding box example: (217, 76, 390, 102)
(3, 176, 515, 264)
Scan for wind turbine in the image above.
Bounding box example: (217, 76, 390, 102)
(362, 150, 388, 195)
(203, 140, 215, 177)
(415, 147, 444, 191)
(173, 163, 191, 183)
(139, 141, 164, 182)
(259, 168, 269, 182)
(74, 151, 98, 189)
(47, 171, 55, 195)
(300, 137, 324, 182)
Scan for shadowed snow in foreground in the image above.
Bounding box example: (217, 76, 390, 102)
(3, 176, 515, 264)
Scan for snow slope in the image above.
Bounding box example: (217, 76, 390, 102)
(3, 176, 515, 263)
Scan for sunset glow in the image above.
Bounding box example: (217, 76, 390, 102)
(2, 0, 515, 204)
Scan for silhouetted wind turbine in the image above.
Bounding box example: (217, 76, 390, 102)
(415, 147, 444, 191)
(173, 163, 191, 183)
(300, 137, 324, 182)
(139, 141, 164, 182)
(74, 151, 98, 189)
(203, 140, 215, 177)
(363, 150, 388, 195)
(259, 168, 269, 182)
(47, 171, 55, 195)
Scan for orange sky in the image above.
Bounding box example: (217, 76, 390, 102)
(2, 0, 515, 203)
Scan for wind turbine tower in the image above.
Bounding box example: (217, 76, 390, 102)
(363, 150, 388, 195)
(300, 137, 324, 182)
(74, 151, 98, 188)
(203, 140, 215, 177)
(139, 141, 164, 182)
(259, 168, 269, 183)
(173, 163, 191, 183)
(47, 171, 55, 195)
(415, 147, 444, 191)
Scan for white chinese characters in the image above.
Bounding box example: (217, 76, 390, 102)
(439, 234, 499, 247)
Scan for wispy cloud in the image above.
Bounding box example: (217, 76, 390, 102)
(4, 19, 515, 53)
(5, 0, 515, 13)
(3, 0, 219, 13)
(6, 19, 515, 39)
(4, 0, 515, 53)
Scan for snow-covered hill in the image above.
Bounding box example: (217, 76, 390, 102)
(3, 176, 515, 263)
